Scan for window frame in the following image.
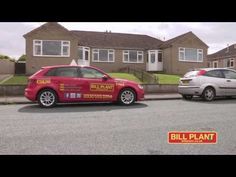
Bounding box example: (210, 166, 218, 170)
(33, 39, 70, 57)
(123, 50, 144, 63)
(78, 67, 106, 79)
(178, 47, 203, 62)
(92, 49, 115, 63)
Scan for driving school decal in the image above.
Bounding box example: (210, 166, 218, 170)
(83, 94, 112, 99)
(168, 131, 217, 144)
(36, 79, 51, 84)
(90, 83, 114, 92)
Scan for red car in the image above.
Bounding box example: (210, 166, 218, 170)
(25, 65, 145, 107)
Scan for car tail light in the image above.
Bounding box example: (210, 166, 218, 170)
(27, 79, 36, 87)
(197, 70, 206, 76)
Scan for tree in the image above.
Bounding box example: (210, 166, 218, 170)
(18, 54, 27, 62)
(0, 54, 10, 59)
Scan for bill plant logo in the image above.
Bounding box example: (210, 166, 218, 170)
(90, 83, 114, 92)
(168, 131, 217, 144)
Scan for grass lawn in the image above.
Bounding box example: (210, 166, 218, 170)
(108, 73, 142, 83)
(154, 74, 181, 84)
(0, 75, 28, 85)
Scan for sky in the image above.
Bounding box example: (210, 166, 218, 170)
(1, 22, 236, 59)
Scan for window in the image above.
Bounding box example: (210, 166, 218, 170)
(213, 61, 218, 68)
(158, 51, 163, 62)
(222, 70, 236, 79)
(123, 50, 143, 63)
(80, 67, 104, 79)
(33, 40, 70, 57)
(205, 70, 224, 78)
(78, 47, 90, 61)
(92, 49, 114, 62)
(179, 48, 203, 62)
(45, 67, 78, 77)
(224, 58, 235, 68)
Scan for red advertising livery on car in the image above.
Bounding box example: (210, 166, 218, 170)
(25, 65, 145, 107)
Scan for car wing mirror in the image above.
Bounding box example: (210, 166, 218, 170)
(102, 75, 109, 81)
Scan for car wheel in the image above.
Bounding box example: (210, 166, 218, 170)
(37, 89, 58, 108)
(118, 88, 136, 105)
(202, 87, 215, 101)
(182, 95, 193, 100)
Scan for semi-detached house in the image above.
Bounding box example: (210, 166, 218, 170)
(24, 22, 209, 75)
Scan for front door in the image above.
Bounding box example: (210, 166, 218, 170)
(78, 46, 90, 66)
(147, 50, 163, 71)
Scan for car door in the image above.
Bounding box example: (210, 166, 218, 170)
(221, 69, 236, 96)
(78, 67, 116, 102)
(203, 69, 227, 96)
(49, 67, 83, 102)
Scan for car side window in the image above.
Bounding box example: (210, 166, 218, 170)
(79, 67, 104, 79)
(45, 68, 57, 76)
(204, 70, 224, 78)
(54, 67, 79, 78)
(222, 70, 236, 79)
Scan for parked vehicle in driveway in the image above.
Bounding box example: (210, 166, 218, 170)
(178, 68, 236, 101)
(25, 65, 144, 107)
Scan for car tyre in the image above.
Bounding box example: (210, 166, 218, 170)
(182, 95, 193, 100)
(118, 88, 136, 105)
(37, 89, 58, 108)
(202, 87, 215, 101)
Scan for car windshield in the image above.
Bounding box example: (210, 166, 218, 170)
(184, 71, 199, 78)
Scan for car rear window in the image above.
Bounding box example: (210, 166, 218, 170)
(184, 71, 199, 78)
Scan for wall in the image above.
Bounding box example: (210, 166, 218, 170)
(90, 48, 147, 72)
(0, 60, 15, 74)
(0, 84, 178, 96)
(25, 23, 78, 75)
(163, 34, 208, 75)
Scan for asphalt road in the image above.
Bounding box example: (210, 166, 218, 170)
(0, 98, 236, 154)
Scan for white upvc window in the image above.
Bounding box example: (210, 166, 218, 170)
(123, 50, 143, 63)
(213, 61, 218, 68)
(92, 49, 114, 62)
(179, 47, 203, 62)
(224, 58, 235, 68)
(33, 40, 70, 57)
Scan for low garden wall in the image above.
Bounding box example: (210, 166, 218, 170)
(0, 84, 178, 96)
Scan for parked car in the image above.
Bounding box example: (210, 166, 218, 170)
(178, 68, 236, 101)
(25, 65, 144, 107)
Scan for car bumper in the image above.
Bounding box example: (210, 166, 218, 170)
(137, 90, 145, 101)
(24, 88, 37, 101)
(178, 86, 202, 96)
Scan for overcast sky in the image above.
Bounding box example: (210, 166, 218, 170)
(1, 22, 236, 59)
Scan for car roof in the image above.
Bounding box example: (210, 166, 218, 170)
(189, 68, 236, 72)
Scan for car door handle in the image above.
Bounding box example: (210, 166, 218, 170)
(227, 80, 231, 82)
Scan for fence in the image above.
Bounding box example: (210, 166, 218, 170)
(119, 66, 158, 84)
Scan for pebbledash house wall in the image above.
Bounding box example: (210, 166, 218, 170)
(25, 24, 78, 75)
(163, 35, 208, 75)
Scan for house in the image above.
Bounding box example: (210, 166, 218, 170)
(23, 22, 209, 75)
(207, 44, 236, 69)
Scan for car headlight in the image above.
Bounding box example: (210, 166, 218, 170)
(138, 84, 143, 89)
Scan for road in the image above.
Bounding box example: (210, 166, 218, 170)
(0, 98, 236, 154)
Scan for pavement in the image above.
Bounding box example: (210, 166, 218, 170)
(0, 93, 182, 104)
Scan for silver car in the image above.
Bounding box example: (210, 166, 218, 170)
(178, 68, 236, 101)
